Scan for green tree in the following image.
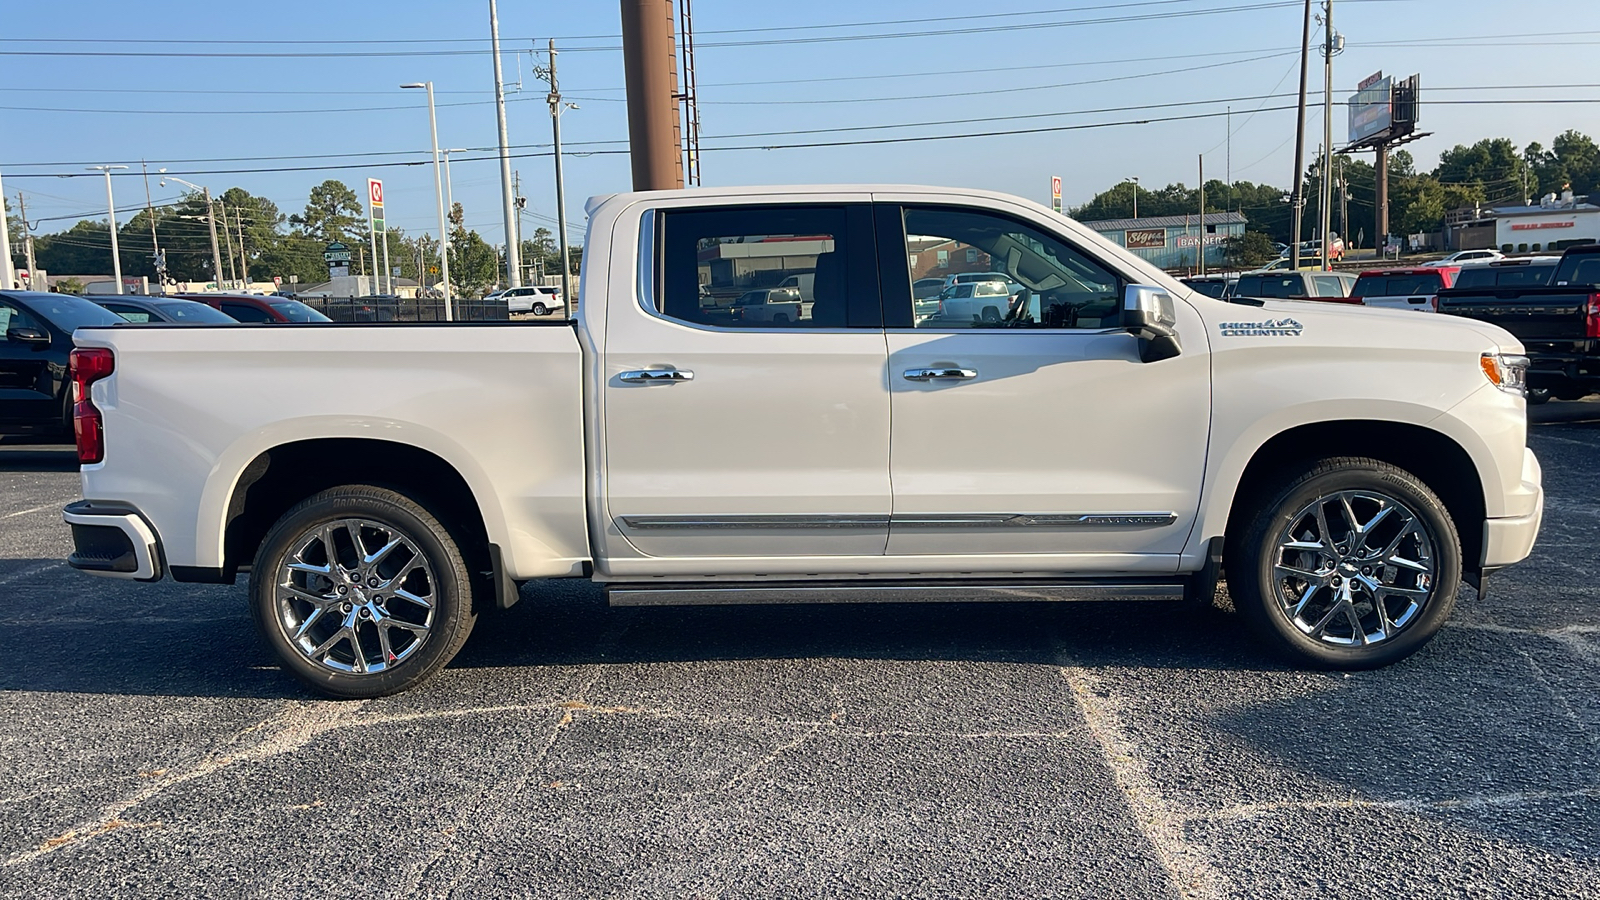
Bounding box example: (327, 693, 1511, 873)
(54, 276, 86, 294)
(1432, 138, 1527, 205)
(1224, 230, 1277, 268)
(448, 228, 499, 297)
(292, 180, 366, 243)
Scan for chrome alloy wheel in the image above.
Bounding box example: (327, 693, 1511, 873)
(1271, 490, 1437, 647)
(276, 518, 436, 675)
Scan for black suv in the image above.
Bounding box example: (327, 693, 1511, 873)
(0, 291, 125, 438)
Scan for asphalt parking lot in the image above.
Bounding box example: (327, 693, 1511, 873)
(1, 401, 1597, 899)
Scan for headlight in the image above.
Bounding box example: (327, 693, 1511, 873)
(1481, 352, 1530, 396)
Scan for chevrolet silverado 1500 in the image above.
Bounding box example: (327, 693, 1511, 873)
(63, 185, 1545, 697)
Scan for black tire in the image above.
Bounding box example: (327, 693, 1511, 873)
(531, 302, 548, 317)
(980, 306, 1001, 323)
(250, 485, 478, 698)
(1527, 387, 1551, 405)
(1227, 457, 1461, 669)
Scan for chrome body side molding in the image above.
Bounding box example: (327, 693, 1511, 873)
(618, 512, 1178, 531)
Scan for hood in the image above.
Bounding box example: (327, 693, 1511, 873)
(1206, 297, 1524, 355)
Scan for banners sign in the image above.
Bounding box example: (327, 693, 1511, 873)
(1125, 228, 1167, 249)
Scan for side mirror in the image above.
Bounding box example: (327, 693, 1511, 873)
(6, 326, 50, 348)
(1123, 284, 1181, 363)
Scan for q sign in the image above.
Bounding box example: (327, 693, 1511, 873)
(368, 179, 384, 206)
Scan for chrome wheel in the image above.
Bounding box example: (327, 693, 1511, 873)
(1272, 490, 1436, 647)
(276, 518, 436, 675)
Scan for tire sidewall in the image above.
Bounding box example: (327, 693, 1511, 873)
(1237, 461, 1462, 668)
(250, 487, 474, 698)
(532, 302, 548, 316)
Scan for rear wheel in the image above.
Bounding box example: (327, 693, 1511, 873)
(250, 485, 478, 698)
(531, 302, 548, 316)
(1228, 458, 1461, 669)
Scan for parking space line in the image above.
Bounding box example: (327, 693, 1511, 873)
(1057, 662, 1231, 900)
(2, 502, 68, 520)
(1194, 788, 1600, 823)
(0, 561, 63, 587)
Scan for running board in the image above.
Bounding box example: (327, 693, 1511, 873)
(605, 579, 1186, 607)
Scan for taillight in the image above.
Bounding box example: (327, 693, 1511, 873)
(1588, 292, 1600, 339)
(69, 348, 114, 464)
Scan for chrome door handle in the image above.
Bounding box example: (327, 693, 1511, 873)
(619, 368, 694, 384)
(902, 367, 977, 381)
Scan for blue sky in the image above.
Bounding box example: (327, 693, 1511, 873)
(3, 0, 1597, 246)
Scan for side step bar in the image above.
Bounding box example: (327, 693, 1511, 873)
(605, 578, 1186, 607)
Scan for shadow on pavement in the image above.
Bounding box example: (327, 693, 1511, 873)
(0, 445, 79, 473)
(1530, 396, 1600, 426)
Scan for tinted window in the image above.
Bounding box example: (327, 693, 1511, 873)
(0, 302, 42, 340)
(1351, 272, 1444, 297)
(896, 206, 1121, 329)
(105, 304, 154, 324)
(1453, 264, 1557, 290)
(17, 295, 123, 332)
(269, 300, 332, 323)
(154, 301, 237, 323)
(1236, 275, 1306, 298)
(655, 205, 878, 329)
(222, 302, 274, 323)
(1182, 279, 1229, 299)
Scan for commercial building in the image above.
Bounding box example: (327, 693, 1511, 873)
(1076, 212, 1246, 271)
(1491, 195, 1600, 252)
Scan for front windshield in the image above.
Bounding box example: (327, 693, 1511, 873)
(20, 295, 124, 331)
(269, 300, 333, 323)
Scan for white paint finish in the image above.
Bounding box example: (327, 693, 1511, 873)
(74, 325, 587, 579)
(600, 307, 892, 561)
(884, 326, 1210, 565)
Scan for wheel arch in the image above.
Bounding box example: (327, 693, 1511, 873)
(1207, 420, 1487, 576)
(219, 438, 496, 583)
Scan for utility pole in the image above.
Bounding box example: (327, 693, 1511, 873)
(235, 205, 249, 287)
(489, 0, 522, 288)
(1290, 0, 1312, 270)
(0, 169, 12, 289)
(546, 40, 574, 313)
(1226, 106, 1232, 191)
(1320, 0, 1338, 269)
(217, 199, 237, 284)
(677, 0, 702, 185)
(1198, 154, 1206, 277)
(513, 169, 527, 282)
(163, 174, 226, 289)
(16, 193, 38, 288)
(619, 0, 685, 191)
(1339, 156, 1349, 247)
(141, 162, 166, 288)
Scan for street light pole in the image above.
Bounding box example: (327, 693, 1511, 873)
(88, 165, 129, 293)
(402, 81, 453, 320)
(140, 162, 166, 288)
(163, 174, 225, 290)
(489, 0, 521, 289)
(442, 148, 467, 223)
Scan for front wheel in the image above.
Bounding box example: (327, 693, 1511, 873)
(250, 485, 478, 698)
(1228, 458, 1461, 669)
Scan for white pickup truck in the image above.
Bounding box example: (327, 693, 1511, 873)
(63, 185, 1545, 697)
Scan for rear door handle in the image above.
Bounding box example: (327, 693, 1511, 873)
(902, 367, 978, 381)
(619, 369, 694, 384)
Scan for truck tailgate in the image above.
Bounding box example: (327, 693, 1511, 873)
(1437, 288, 1592, 343)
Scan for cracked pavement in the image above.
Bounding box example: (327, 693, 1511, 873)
(1, 398, 1597, 898)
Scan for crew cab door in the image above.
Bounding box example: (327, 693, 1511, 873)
(600, 200, 892, 563)
(0, 299, 58, 426)
(876, 201, 1211, 572)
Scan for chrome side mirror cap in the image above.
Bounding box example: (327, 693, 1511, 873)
(1123, 284, 1181, 362)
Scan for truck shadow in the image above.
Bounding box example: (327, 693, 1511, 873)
(0, 445, 78, 473)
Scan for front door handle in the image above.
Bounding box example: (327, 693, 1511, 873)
(902, 367, 978, 381)
(619, 369, 694, 384)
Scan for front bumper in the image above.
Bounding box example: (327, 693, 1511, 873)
(63, 500, 163, 582)
(1481, 448, 1544, 570)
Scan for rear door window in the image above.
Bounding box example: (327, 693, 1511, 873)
(222, 302, 274, 323)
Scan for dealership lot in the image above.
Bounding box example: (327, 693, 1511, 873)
(1, 403, 1596, 898)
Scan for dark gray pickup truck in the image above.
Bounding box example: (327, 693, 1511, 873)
(1437, 245, 1600, 402)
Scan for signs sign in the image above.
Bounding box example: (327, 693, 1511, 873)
(367, 178, 386, 234)
(1125, 228, 1167, 249)
(1051, 175, 1062, 213)
(323, 241, 352, 263)
(1510, 221, 1575, 231)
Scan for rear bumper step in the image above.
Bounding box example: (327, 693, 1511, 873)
(63, 501, 162, 582)
(605, 578, 1185, 607)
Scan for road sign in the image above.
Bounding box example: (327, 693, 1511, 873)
(273, 276, 283, 286)
(1051, 175, 1062, 213)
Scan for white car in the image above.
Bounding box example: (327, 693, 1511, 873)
(729, 287, 806, 324)
(934, 280, 1016, 324)
(64, 183, 1544, 697)
(489, 285, 563, 315)
(1426, 249, 1504, 268)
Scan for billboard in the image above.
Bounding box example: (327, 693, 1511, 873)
(1348, 72, 1420, 147)
(1125, 229, 1167, 249)
(1348, 72, 1392, 144)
